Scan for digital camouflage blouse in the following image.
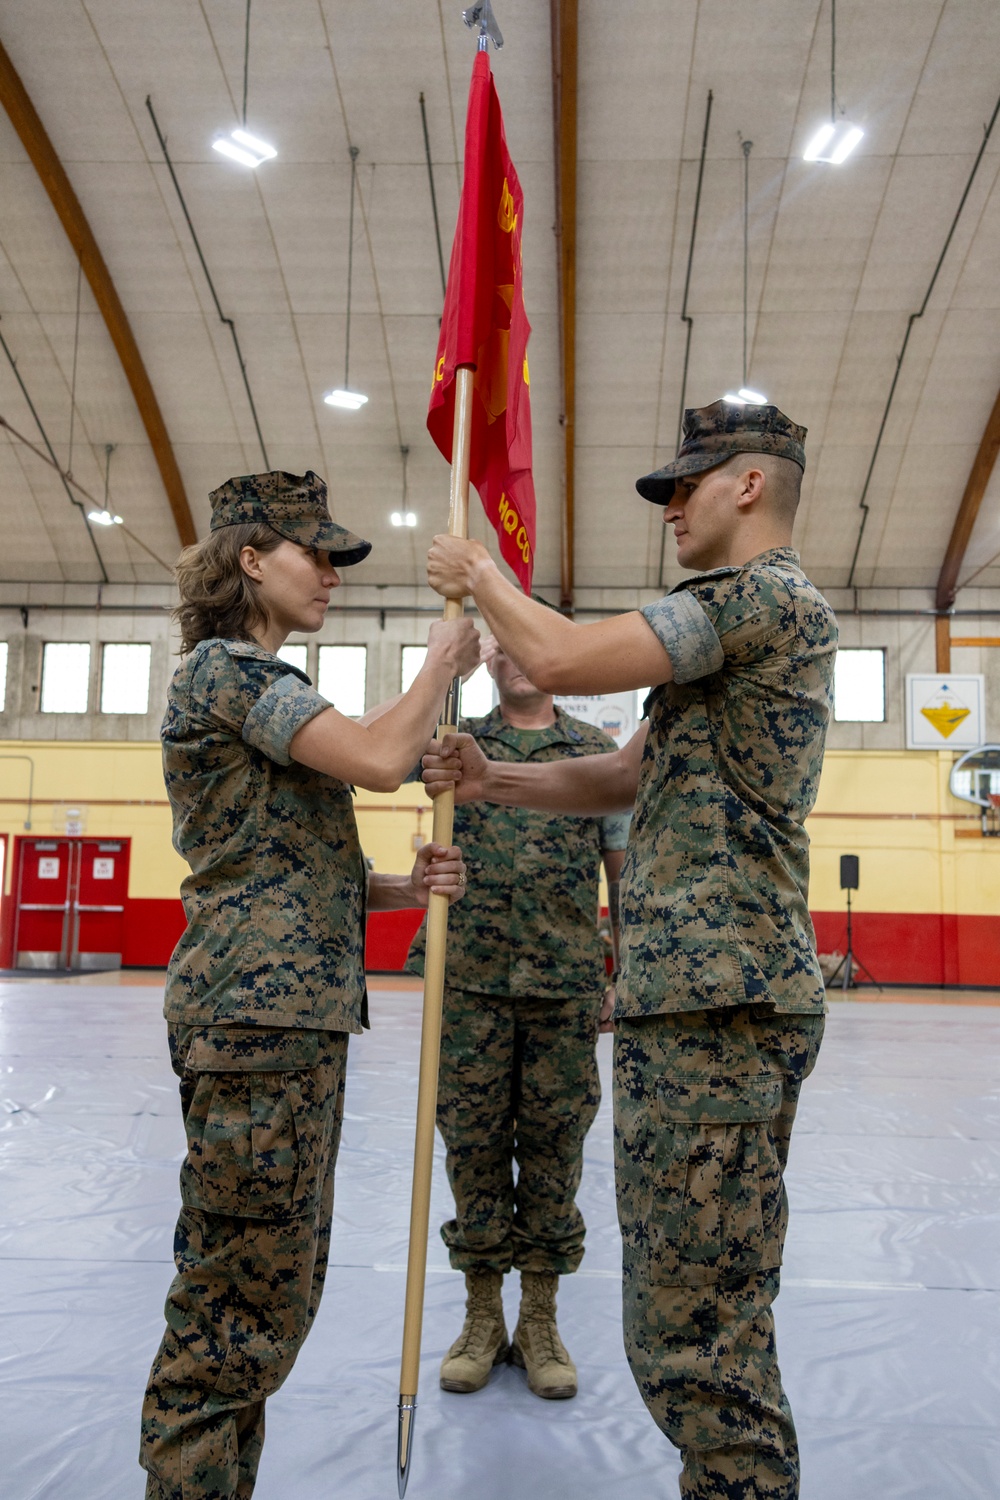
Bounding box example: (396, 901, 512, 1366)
(161, 639, 368, 1033)
(408, 707, 630, 999)
(618, 547, 837, 1018)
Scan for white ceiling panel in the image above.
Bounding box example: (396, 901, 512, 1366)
(0, 0, 994, 606)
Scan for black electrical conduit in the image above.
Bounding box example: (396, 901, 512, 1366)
(0, 323, 108, 582)
(658, 89, 713, 589)
(0, 412, 174, 576)
(146, 96, 270, 470)
(419, 93, 448, 302)
(0, 598, 997, 620)
(847, 87, 1000, 589)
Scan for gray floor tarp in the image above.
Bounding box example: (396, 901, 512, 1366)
(2, 982, 998, 1498)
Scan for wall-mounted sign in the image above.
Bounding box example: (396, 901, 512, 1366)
(52, 803, 88, 836)
(554, 691, 641, 745)
(93, 858, 115, 880)
(38, 857, 60, 880)
(905, 674, 985, 750)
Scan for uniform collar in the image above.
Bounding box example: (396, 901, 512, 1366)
(204, 636, 313, 685)
(475, 703, 589, 748)
(668, 546, 802, 594)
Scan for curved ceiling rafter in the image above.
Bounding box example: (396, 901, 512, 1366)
(0, 35, 196, 547)
(935, 383, 1000, 624)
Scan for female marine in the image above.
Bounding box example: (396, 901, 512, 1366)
(141, 470, 479, 1500)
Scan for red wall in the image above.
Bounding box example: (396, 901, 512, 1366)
(122, 900, 424, 973)
(811, 910, 1000, 987)
(3, 889, 995, 985)
(114, 905, 1000, 984)
(123, 898, 188, 967)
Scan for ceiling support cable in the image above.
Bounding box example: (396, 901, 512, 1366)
(658, 89, 713, 589)
(67, 260, 82, 476)
(419, 93, 448, 302)
(0, 410, 173, 575)
(0, 326, 107, 582)
(0, 38, 195, 546)
(551, 0, 578, 615)
(846, 86, 1000, 590)
(830, 0, 837, 122)
(742, 138, 752, 389)
(146, 95, 270, 470)
(344, 146, 360, 390)
(242, 0, 252, 128)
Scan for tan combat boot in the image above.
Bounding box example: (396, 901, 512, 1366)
(510, 1271, 578, 1399)
(439, 1270, 509, 1394)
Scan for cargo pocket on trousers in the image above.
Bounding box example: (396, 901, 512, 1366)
(178, 1027, 325, 1222)
(648, 1073, 784, 1287)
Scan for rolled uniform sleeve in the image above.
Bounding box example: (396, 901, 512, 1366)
(243, 675, 331, 766)
(599, 812, 632, 851)
(640, 592, 724, 684)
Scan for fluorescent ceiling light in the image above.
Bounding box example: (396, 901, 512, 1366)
(390, 511, 417, 528)
(723, 389, 767, 406)
(212, 129, 277, 169)
(88, 508, 123, 526)
(324, 389, 369, 411)
(230, 128, 276, 161)
(829, 126, 865, 164)
(803, 121, 864, 163)
(802, 123, 836, 161)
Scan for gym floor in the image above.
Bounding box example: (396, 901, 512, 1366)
(2, 976, 998, 1499)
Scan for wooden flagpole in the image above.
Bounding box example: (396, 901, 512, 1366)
(397, 363, 474, 1497)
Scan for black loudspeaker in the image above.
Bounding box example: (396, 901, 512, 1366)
(840, 854, 859, 891)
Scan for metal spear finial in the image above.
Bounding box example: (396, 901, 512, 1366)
(397, 1397, 416, 1497)
(462, 1, 503, 50)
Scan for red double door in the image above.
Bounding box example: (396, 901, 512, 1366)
(10, 837, 131, 971)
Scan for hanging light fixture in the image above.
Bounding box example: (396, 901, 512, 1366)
(324, 146, 369, 412)
(723, 142, 768, 409)
(211, 1, 277, 169)
(88, 444, 123, 525)
(213, 129, 277, 169)
(803, 0, 864, 164)
(723, 388, 768, 406)
(390, 445, 417, 525)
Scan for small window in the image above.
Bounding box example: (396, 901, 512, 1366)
(401, 645, 427, 693)
(317, 645, 367, 716)
(100, 643, 152, 715)
(277, 643, 308, 675)
(41, 643, 91, 713)
(834, 648, 886, 722)
(0, 642, 7, 712)
(460, 661, 494, 717)
(951, 768, 1000, 801)
(404, 647, 493, 717)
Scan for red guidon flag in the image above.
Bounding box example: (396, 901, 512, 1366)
(427, 49, 535, 594)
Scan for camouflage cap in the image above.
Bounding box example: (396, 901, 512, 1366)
(209, 470, 372, 565)
(635, 400, 807, 504)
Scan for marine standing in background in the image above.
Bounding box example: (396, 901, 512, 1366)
(140, 471, 479, 1500)
(407, 640, 629, 1400)
(422, 403, 838, 1500)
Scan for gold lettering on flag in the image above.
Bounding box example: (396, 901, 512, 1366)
(498, 177, 516, 233)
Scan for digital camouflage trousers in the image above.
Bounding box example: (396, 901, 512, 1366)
(141, 1024, 349, 1500)
(614, 1006, 824, 1500)
(436, 986, 602, 1276)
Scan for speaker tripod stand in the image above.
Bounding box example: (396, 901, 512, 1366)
(827, 887, 882, 992)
